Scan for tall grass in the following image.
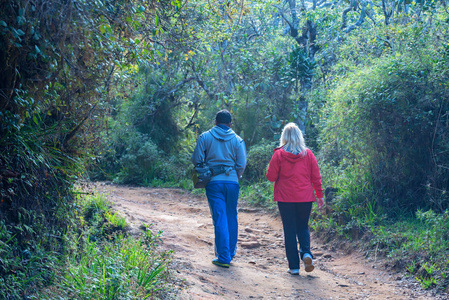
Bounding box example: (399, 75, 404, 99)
(44, 194, 174, 299)
(0, 193, 176, 299)
(310, 200, 449, 292)
(240, 181, 277, 211)
(0, 210, 60, 299)
(58, 230, 171, 299)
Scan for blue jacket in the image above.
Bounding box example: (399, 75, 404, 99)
(192, 125, 247, 183)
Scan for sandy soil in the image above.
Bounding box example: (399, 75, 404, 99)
(93, 183, 442, 300)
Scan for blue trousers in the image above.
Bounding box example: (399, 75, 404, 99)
(277, 201, 313, 270)
(206, 182, 240, 264)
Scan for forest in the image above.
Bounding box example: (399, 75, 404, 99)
(1, 0, 448, 298)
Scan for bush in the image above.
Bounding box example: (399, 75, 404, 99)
(320, 50, 449, 213)
(244, 139, 278, 183)
(38, 194, 174, 299)
(115, 138, 162, 184)
(0, 212, 59, 299)
(90, 122, 191, 186)
(240, 180, 277, 210)
(56, 230, 172, 299)
(81, 194, 129, 239)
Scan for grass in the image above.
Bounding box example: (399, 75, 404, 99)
(310, 207, 449, 293)
(46, 194, 174, 299)
(56, 229, 172, 299)
(0, 192, 175, 299)
(240, 180, 277, 211)
(0, 210, 60, 299)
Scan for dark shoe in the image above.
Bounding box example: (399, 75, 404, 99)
(287, 268, 300, 275)
(303, 254, 314, 272)
(212, 259, 230, 268)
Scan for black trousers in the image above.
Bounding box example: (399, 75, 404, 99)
(277, 201, 313, 270)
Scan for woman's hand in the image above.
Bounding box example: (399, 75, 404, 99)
(317, 198, 324, 209)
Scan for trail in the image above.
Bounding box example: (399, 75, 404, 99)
(94, 183, 439, 300)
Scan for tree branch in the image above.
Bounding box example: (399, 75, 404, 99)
(341, 7, 353, 30)
(287, 0, 300, 37)
(166, 77, 196, 95)
(63, 103, 97, 149)
(190, 61, 214, 99)
(345, 1, 368, 33)
(382, 0, 393, 25)
(184, 102, 200, 129)
(274, 5, 294, 32)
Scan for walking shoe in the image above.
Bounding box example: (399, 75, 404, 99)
(212, 259, 230, 268)
(303, 254, 314, 272)
(287, 268, 300, 275)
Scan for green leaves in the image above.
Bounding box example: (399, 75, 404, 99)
(60, 221, 171, 299)
(288, 46, 316, 79)
(171, 0, 182, 10)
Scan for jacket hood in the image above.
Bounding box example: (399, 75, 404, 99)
(209, 126, 237, 141)
(275, 147, 307, 163)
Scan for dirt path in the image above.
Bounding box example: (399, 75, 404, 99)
(94, 183, 439, 299)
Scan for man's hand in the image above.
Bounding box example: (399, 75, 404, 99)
(317, 198, 324, 209)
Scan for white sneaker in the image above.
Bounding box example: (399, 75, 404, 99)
(303, 254, 314, 272)
(287, 268, 299, 275)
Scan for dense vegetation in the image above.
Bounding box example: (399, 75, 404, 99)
(1, 0, 448, 298)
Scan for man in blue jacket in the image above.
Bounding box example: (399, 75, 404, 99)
(192, 109, 247, 268)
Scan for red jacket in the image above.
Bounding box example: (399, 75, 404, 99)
(266, 148, 323, 202)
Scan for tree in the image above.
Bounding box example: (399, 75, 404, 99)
(0, 0, 180, 219)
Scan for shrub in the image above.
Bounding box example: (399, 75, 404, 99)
(244, 139, 278, 183)
(240, 180, 277, 210)
(57, 231, 172, 299)
(0, 209, 62, 299)
(320, 50, 449, 213)
(38, 195, 174, 299)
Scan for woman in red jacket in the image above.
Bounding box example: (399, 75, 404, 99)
(266, 122, 324, 275)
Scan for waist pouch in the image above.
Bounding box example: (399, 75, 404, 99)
(192, 165, 234, 189)
(210, 165, 235, 176)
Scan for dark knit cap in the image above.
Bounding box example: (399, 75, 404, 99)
(215, 109, 232, 124)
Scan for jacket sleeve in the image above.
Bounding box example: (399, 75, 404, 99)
(266, 150, 280, 182)
(235, 139, 247, 178)
(309, 150, 324, 199)
(191, 134, 206, 165)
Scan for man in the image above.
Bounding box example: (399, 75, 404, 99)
(192, 109, 247, 268)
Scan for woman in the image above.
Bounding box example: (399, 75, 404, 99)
(266, 122, 324, 275)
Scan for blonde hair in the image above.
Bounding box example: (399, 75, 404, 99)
(279, 122, 307, 156)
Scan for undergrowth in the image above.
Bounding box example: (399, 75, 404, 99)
(0, 208, 64, 299)
(240, 181, 277, 211)
(240, 168, 449, 294)
(308, 165, 449, 293)
(0, 193, 175, 299)
(310, 203, 449, 293)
